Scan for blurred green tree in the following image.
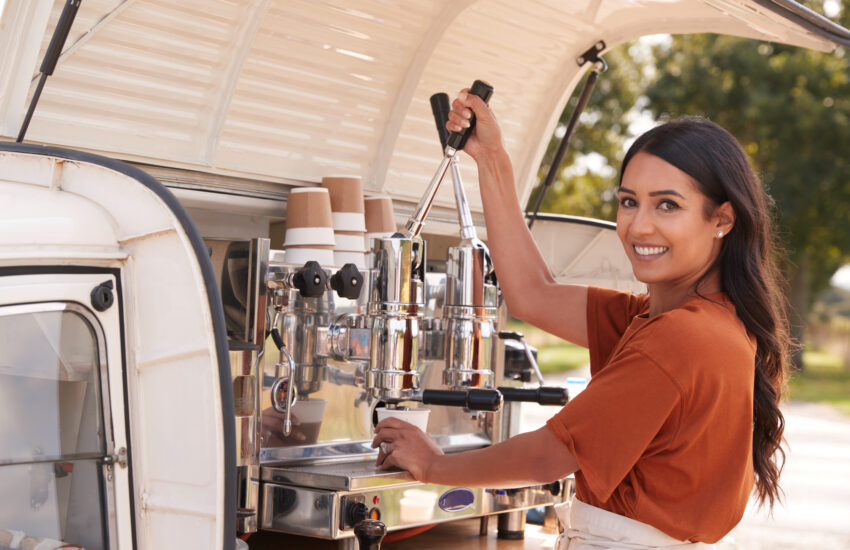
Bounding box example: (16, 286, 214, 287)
(527, 45, 648, 221)
(645, 5, 850, 368)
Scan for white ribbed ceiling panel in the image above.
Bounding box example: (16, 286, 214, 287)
(25, 0, 250, 163)
(2, 0, 839, 211)
(215, 0, 445, 189)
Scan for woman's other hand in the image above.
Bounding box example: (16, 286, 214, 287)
(447, 88, 504, 160)
(371, 417, 444, 481)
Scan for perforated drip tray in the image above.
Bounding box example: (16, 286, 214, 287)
(261, 459, 416, 491)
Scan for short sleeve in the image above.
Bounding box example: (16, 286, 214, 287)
(586, 287, 648, 374)
(546, 345, 681, 502)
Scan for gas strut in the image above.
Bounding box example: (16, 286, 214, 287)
(527, 41, 607, 229)
(404, 79, 494, 238)
(17, 0, 82, 143)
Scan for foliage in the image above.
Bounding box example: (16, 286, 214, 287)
(790, 349, 850, 415)
(526, 46, 648, 221)
(645, 29, 850, 295)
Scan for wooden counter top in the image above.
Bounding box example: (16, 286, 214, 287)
(246, 517, 559, 549)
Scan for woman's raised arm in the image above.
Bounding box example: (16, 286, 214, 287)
(449, 91, 589, 347)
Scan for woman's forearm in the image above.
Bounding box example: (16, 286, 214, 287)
(422, 426, 578, 488)
(474, 149, 589, 346)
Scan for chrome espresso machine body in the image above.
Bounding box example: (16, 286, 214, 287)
(218, 82, 572, 545)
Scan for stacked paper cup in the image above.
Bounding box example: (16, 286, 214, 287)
(364, 195, 397, 267)
(322, 176, 367, 268)
(283, 188, 336, 266)
(364, 196, 396, 237)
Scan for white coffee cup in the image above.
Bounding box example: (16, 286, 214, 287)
(375, 407, 430, 432)
(334, 251, 367, 268)
(283, 248, 335, 266)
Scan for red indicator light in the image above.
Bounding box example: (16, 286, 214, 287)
(372, 495, 380, 505)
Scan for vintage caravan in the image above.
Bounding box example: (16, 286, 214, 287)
(1, 0, 848, 548)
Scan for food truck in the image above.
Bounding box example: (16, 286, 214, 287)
(1, 0, 848, 548)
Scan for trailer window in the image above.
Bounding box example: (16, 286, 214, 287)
(0, 304, 112, 550)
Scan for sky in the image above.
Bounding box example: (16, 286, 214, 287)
(832, 265, 850, 291)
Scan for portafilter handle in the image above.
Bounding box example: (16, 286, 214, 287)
(354, 519, 386, 550)
(497, 386, 569, 406)
(419, 388, 503, 412)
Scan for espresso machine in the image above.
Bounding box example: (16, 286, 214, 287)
(215, 81, 572, 547)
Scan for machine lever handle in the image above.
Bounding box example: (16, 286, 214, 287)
(497, 386, 569, 406)
(421, 388, 503, 411)
(430, 92, 452, 150)
(446, 79, 494, 152)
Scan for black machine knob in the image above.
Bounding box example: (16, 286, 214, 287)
(497, 386, 569, 406)
(292, 261, 327, 297)
(445, 79, 494, 152)
(347, 501, 369, 527)
(543, 480, 563, 497)
(354, 519, 387, 550)
(421, 388, 503, 412)
(330, 263, 364, 299)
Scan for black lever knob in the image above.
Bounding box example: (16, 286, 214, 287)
(430, 92, 452, 150)
(446, 79, 494, 152)
(498, 330, 524, 341)
(497, 386, 569, 406)
(330, 263, 364, 299)
(292, 261, 327, 297)
(421, 388, 503, 412)
(543, 480, 563, 497)
(354, 518, 386, 550)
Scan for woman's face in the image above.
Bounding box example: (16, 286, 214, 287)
(616, 151, 727, 291)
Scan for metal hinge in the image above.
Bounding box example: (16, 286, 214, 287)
(103, 447, 128, 469)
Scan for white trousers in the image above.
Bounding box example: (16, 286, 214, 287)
(554, 497, 716, 550)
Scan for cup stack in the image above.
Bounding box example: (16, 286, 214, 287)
(364, 195, 397, 238)
(322, 176, 367, 268)
(283, 188, 336, 266)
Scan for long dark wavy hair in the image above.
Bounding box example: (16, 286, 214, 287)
(619, 116, 790, 509)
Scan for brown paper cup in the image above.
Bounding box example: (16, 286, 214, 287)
(322, 176, 364, 213)
(364, 196, 396, 234)
(286, 188, 333, 230)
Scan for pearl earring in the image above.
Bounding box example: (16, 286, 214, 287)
(716, 231, 724, 238)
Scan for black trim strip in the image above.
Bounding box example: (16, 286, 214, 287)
(755, 0, 850, 47)
(0, 142, 237, 549)
(525, 212, 617, 231)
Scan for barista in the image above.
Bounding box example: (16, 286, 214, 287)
(371, 90, 791, 549)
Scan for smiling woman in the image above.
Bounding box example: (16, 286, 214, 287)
(374, 99, 794, 549)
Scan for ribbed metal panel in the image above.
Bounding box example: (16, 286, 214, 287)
(7, 0, 839, 212)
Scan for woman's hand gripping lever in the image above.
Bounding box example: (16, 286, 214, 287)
(405, 80, 494, 239)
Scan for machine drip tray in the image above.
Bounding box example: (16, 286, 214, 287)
(261, 459, 416, 491)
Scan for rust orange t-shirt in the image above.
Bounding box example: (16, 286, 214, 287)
(546, 287, 756, 543)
